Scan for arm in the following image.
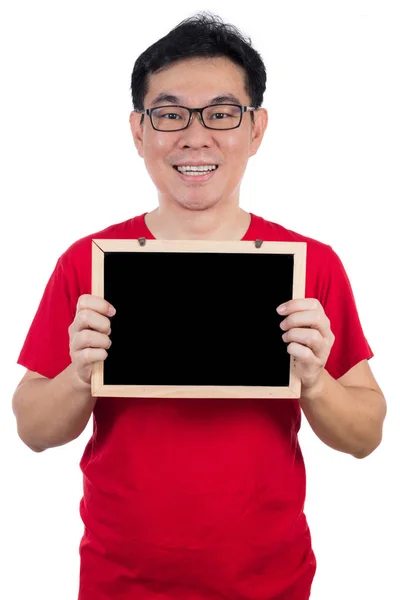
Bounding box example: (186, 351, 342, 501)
(299, 360, 386, 458)
(13, 295, 115, 453)
(12, 367, 95, 452)
(277, 299, 386, 459)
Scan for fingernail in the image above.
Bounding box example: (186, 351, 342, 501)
(108, 306, 116, 316)
(277, 304, 286, 314)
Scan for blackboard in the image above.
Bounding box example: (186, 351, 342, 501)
(91, 238, 306, 398)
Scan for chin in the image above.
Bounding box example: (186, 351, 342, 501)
(177, 200, 218, 212)
(174, 193, 223, 212)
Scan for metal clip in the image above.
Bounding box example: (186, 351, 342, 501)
(255, 239, 263, 248)
(138, 237, 146, 246)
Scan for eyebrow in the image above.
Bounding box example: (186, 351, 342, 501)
(150, 92, 243, 107)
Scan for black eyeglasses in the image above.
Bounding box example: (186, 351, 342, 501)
(136, 103, 257, 132)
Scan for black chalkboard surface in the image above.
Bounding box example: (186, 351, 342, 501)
(91, 238, 306, 398)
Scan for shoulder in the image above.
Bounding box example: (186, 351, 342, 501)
(249, 213, 348, 296)
(50, 214, 147, 295)
(58, 213, 146, 268)
(249, 213, 335, 259)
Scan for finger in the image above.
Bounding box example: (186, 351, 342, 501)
(71, 330, 112, 354)
(76, 294, 116, 317)
(73, 309, 112, 335)
(280, 310, 330, 334)
(277, 298, 321, 315)
(282, 327, 324, 356)
(285, 342, 316, 363)
(76, 347, 109, 368)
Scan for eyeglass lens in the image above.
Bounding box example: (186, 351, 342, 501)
(151, 104, 242, 131)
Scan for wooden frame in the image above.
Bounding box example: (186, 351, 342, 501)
(92, 238, 306, 399)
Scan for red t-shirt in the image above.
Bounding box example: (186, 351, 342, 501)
(18, 212, 373, 600)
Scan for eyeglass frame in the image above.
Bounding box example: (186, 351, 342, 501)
(135, 103, 257, 132)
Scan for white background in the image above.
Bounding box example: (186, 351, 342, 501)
(1, 1, 399, 599)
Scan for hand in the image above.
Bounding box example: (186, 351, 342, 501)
(277, 299, 335, 390)
(68, 294, 116, 386)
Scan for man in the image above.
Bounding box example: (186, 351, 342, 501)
(13, 12, 386, 600)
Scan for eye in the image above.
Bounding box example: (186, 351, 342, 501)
(153, 108, 185, 120)
(162, 113, 181, 120)
(211, 112, 229, 119)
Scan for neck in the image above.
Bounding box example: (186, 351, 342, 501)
(145, 203, 251, 241)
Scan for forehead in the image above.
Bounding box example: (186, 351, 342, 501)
(145, 56, 249, 106)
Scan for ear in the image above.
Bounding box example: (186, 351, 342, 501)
(249, 108, 268, 158)
(129, 110, 144, 158)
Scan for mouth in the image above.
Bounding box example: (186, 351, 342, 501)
(173, 164, 219, 183)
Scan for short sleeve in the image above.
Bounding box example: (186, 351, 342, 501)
(17, 255, 76, 379)
(321, 247, 374, 380)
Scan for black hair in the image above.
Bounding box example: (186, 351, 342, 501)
(130, 11, 267, 123)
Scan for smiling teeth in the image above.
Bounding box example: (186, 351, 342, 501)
(177, 165, 217, 172)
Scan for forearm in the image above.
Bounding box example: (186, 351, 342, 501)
(299, 369, 386, 458)
(12, 364, 96, 452)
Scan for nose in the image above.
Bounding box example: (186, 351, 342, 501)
(189, 111, 204, 127)
(179, 111, 213, 147)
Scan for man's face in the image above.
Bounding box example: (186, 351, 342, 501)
(130, 56, 268, 212)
